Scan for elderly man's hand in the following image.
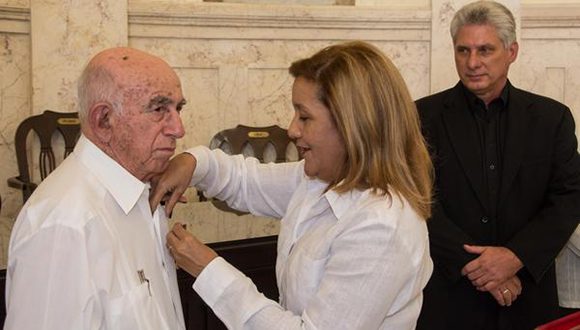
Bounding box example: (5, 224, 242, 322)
(166, 223, 218, 277)
(461, 245, 523, 292)
(150, 153, 197, 216)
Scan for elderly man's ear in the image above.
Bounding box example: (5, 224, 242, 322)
(88, 103, 115, 143)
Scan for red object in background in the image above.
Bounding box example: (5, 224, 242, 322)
(536, 311, 580, 330)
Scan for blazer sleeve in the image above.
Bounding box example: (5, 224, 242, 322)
(505, 106, 580, 283)
(426, 202, 479, 282)
(417, 98, 480, 282)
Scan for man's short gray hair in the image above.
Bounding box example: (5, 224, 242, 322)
(77, 63, 122, 124)
(450, 0, 516, 48)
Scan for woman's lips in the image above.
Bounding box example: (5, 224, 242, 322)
(296, 146, 310, 158)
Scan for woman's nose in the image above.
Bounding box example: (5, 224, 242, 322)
(287, 115, 301, 139)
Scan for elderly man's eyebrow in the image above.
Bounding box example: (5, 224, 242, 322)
(147, 95, 172, 109)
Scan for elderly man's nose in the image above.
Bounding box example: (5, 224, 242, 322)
(166, 110, 185, 138)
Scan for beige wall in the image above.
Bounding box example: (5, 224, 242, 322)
(0, 0, 579, 253)
(5, 0, 580, 8)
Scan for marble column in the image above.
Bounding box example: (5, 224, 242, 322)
(30, 0, 128, 114)
(430, 0, 520, 94)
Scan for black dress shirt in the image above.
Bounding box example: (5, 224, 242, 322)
(462, 83, 509, 221)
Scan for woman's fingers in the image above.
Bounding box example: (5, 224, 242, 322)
(150, 153, 197, 216)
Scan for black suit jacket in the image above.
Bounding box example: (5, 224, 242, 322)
(416, 82, 580, 330)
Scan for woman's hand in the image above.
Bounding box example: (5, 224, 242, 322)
(150, 153, 197, 217)
(166, 223, 218, 277)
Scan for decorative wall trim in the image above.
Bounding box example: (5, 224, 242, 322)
(0, 6, 29, 34)
(128, 2, 431, 41)
(3, 3, 580, 39)
(521, 4, 580, 39)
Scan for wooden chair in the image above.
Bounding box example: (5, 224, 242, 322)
(202, 124, 298, 214)
(7, 110, 81, 203)
(209, 124, 297, 163)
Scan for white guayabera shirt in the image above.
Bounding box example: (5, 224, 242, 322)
(5, 135, 185, 330)
(556, 223, 580, 309)
(189, 146, 433, 330)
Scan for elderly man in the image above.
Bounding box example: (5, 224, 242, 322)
(5, 47, 187, 329)
(416, 1, 580, 329)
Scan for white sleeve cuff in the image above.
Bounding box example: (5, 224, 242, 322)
(186, 146, 210, 186)
(193, 256, 243, 308)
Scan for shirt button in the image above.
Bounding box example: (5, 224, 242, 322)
(489, 164, 496, 170)
(481, 216, 489, 224)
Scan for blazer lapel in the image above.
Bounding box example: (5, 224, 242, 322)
(442, 84, 487, 210)
(499, 85, 529, 206)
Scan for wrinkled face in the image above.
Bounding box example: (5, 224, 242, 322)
(288, 77, 346, 183)
(109, 65, 186, 181)
(454, 24, 518, 104)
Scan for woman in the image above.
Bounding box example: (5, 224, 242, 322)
(150, 41, 433, 329)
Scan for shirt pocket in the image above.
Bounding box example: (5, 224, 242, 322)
(106, 282, 168, 330)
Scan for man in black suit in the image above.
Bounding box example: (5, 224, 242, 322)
(416, 1, 580, 329)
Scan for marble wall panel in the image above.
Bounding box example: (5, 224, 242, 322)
(131, 35, 430, 150)
(542, 67, 566, 103)
(220, 0, 336, 4)
(0, 0, 28, 8)
(0, 30, 29, 268)
(375, 41, 432, 99)
(30, 0, 128, 114)
(515, 39, 580, 138)
(356, 0, 429, 7)
(0, 32, 30, 221)
(247, 68, 294, 127)
(173, 67, 221, 151)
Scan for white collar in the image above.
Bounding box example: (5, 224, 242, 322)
(74, 135, 148, 215)
(305, 177, 359, 221)
(324, 187, 357, 220)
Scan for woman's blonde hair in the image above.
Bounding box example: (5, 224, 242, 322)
(289, 41, 433, 219)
